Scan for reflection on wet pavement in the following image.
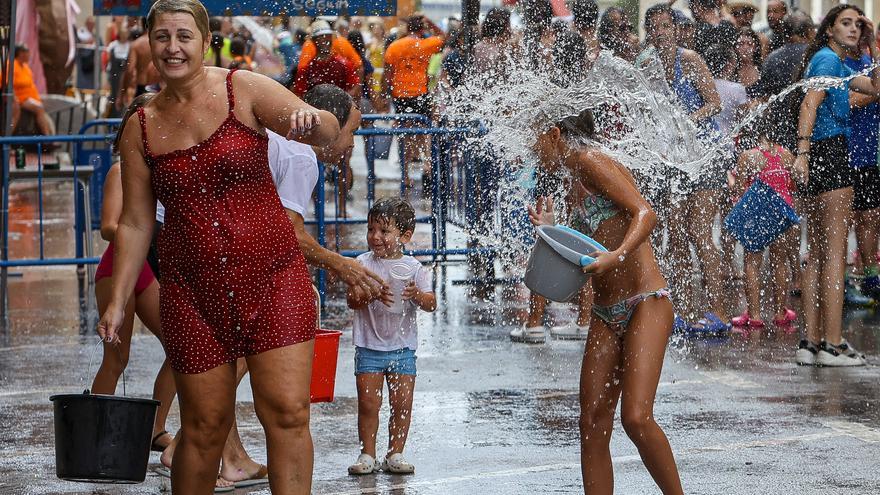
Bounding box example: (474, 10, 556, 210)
(2, 170, 880, 494)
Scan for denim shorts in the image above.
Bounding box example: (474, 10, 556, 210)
(354, 347, 417, 376)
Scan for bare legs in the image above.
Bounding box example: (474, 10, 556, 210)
(171, 341, 314, 494)
(356, 373, 416, 458)
(91, 278, 175, 446)
(247, 340, 315, 494)
(854, 207, 880, 274)
(20, 98, 54, 136)
(526, 293, 547, 328)
(579, 296, 683, 495)
(803, 188, 852, 345)
(666, 190, 726, 320)
(171, 363, 237, 494)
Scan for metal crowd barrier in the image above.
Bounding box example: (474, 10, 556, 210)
(1, 116, 489, 312)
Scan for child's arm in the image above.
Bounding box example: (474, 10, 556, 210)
(402, 284, 436, 312)
(778, 146, 806, 185)
(733, 150, 761, 197)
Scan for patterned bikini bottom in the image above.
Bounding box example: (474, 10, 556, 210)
(592, 288, 671, 338)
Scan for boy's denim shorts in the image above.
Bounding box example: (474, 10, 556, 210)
(354, 347, 417, 376)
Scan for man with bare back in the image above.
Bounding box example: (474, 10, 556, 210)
(121, 29, 161, 105)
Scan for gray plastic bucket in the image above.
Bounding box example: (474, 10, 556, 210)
(524, 225, 607, 302)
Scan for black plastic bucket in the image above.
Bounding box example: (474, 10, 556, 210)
(50, 393, 159, 483)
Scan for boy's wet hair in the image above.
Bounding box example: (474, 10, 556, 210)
(368, 197, 416, 233)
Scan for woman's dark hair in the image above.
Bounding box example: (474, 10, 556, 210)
(552, 30, 588, 87)
(598, 7, 629, 53)
(704, 43, 736, 78)
(797, 3, 864, 81)
(737, 27, 763, 67)
(229, 36, 247, 57)
(210, 31, 224, 66)
(113, 93, 155, 154)
(406, 14, 425, 34)
(294, 28, 308, 45)
(521, 0, 553, 32)
(481, 7, 511, 39)
(368, 197, 416, 233)
(553, 109, 597, 140)
(347, 30, 367, 56)
(303, 84, 354, 130)
(644, 4, 674, 33)
(569, 0, 599, 32)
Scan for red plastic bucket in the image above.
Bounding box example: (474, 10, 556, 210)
(310, 329, 342, 403)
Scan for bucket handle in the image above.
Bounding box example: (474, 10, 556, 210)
(540, 225, 607, 267)
(85, 338, 126, 396)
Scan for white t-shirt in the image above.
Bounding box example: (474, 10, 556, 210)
(352, 252, 433, 352)
(267, 129, 318, 216)
(155, 130, 318, 223)
(713, 78, 748, 136)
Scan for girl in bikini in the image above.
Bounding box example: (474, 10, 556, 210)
(528, 109, 684, 495)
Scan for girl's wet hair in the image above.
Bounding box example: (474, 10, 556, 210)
(738, 28, 764, 67)
(113, 93, 156, 154)
(553, 109, 597, 140)
(368, 197, 416, 233)
(481, 8, 511, 39)
(797, 4, 864, 81)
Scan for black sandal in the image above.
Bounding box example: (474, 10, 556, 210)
(151, 430, 169, 452)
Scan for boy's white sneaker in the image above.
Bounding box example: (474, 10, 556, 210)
(348, 453, 378, 475)
(550, 322, 589, 340)
(381, 453, 415, 474)
(509, 325, 546, 343)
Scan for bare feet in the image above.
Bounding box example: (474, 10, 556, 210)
(220, 457, 266, 484)
(151, 430, 173, 451)
(159, 434, 178, 470)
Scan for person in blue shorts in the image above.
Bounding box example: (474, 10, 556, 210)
(346, 198, 436, 475)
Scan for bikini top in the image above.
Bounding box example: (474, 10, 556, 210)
(571, 192, 619, 237)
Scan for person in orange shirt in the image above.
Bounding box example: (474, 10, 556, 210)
(382, 14, 444, 113)
(11, 45, 54, 136)
(382, 15, 445, 187)
(297, 26, 363, 73)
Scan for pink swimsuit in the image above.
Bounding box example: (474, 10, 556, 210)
(94, 242, 156, 295)
(749, 145, 793, 206)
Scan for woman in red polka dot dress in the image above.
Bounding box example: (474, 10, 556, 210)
(96, 1, 340, 493)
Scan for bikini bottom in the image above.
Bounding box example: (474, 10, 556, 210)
(592, 288, 671, 339)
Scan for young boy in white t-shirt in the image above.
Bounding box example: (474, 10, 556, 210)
(346, 198, 436, 475)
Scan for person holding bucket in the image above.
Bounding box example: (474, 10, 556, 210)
(727, 116, 803, 329)
(528, 108, 683, 495)
(91, 93, 175, 454)
(96, 1, 340, 493)
(155, 83, 387, 489)
(793, 4, 880, 367)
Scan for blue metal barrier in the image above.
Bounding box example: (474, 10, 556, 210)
(2, 117, 491, 311)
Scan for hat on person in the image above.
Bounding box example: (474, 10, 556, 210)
(310, 20, 334, 37)
(728, 0, 759, 13)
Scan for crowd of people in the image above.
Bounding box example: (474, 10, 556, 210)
(58, 0, 878, 492)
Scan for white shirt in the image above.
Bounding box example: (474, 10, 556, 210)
(713, 78, 747, 136)
(155, 130, 318, 223)
(352, 253, 433, 352)
(106, 40, 130, 60)
(267, 130, 318, 216)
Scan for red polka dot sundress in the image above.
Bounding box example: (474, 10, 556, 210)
(136, 69, 316, 374)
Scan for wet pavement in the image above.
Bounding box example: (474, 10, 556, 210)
(3, 142, 880, 494)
